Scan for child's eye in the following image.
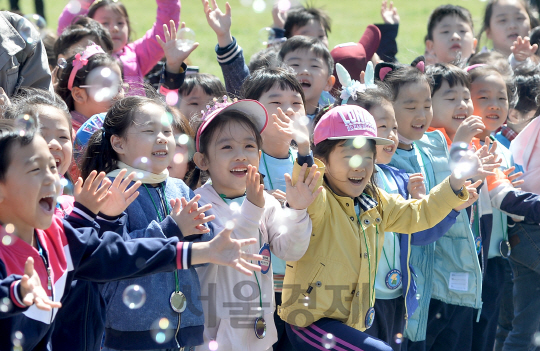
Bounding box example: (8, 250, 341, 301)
(311, 65, 321, 69)
(188, 102, 199, 106)
(405, 107, 415, 111)
(445, 98, 455, 101)
(143, 130, 154, 133)
(424, 106, 431, 109)
(441, 31, 449, 34)
(102, 22, 109, 26)
(498, 19, 506, 23)
(221, 145, 232, 149)
(269, 101, 281, 105)
(378, 125, 387, 129)
(289, 63, 300, 67)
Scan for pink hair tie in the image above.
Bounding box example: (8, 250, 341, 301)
(466, 64, 486, 72)
(67, 44, 106, 90)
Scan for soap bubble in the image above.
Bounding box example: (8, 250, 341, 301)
(166, 91, 179, 106)
(277, 0, 292, 11)
(240, 0, 253, 6)
(278, 225, 288, 234)
(395, 333, 403, 344)
(298, 115, 310, 127)
(173, 153, 184, 164)
(322, 333, 336, 349)
(150, 318, 173, 344)
(122, 285, 146, 309)
(19, 25, 34, 44)
(0, 297, 12, 313)
(136, 172, 144, 179)
(12, 331, 24, 348)
(353, 136, 367, 149)
(4, 223, 15, 234)
(24, 14, 46, 33)
(415, 293, 421, 300)
(178, 134, 190, 145)
(14, 114, 35, 136)
(161, 112, 174, 127)
(435, 313, 441, 319)
(349, 155, 363, 169)
(176, 28, 196, 51)
(85, 66, 121, 102)
(209, 340, 219, 350)
(2, 234, 13, 246)
(449, 142, 476, 180)
(258, 27, 275, 46)
(225, 220, 235, 230)
(67, 0, 82, 14)
(60, 178, 69, 187)
(141, 157, 148, 164)
(229, 202, 241, 212)
(57, 57, 68, 69)
(252, 0, 267, 13)
(533, 332, 540, 346)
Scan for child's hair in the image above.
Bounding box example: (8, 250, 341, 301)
(530, 26, 540, 55)
(426, 5, 474, 41)
(240, 66, 306, 105)
(468, 51, 512, 76)
(478, 0, 539, 45)
(334, 82, 392, 107)
(178, 73, 227, 101)
(377, 64, 433, 101)
(42, 32, 58, 69)
(56, 51, 122, 111)
(249, 46, 280, 72)
(511, 63, 540, 114)
(54, 18, 114, 59)
(80, 96, 170, 179)
(468, 64, 515, 105)
(170, 106, 197, 184)
(278, 36, 334, 75)
(284, 5, 331, 39)
(0, 119, 37, 182)
(87, 0, 132, 42)
(426, 63, 471, 96)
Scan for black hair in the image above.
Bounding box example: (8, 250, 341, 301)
(511, 63, 540, 113)
(468, 51, 512, 76)
(376, 64, 432, 101)
(426, 63, 471, 96)
(468, 64, 516, 106)
(169, 106, 197, 186)
(248, 46, 280, 72)
(178, 73, 227, 100)
(284, 5, 331, 39)
(530, 26, 540, 55)
(334, 82, 392, 109)
(42, 32, 58, 70)
(80, 96, 170, 179)
(54, 17, 114, 60)
(4, 88, 72, 127)
(478, 0, 539, 46)
(87, 0, 133, 42)
(241, 66, 306, 106)
(426, 5, 474, 41)
(278, 36, 334, 76)
(55, 51, 122, 111)
(0, 119, 37, 182)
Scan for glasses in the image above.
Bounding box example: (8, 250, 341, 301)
(79, 82, 130, 95)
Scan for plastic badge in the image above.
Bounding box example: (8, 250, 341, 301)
(258, 243, 271, 274)
(385, 269, 402, 290)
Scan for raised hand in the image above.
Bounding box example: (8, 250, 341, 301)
(449, 148, 496, 190)
(170, 194, 214, 237)
(408, 173, 426, 199)
(285, 163, 323, 210)
(476, 137, 502, 173)
(272, 108, 311, 155)
(503, 166, 524, 189)
(156, 20, 200, 74)
(272, 2, 287, 29)
(511, 36, 538, 62)
(73, 170, 112, 214)
(454, 180, 482, 211)
(246, 165, 265, 208)
(99, 169, 141, 217)
(381, 0, 400, 24)
(453, 115, 485, 145)
(20, 257, 62, 311)
(202, 0, 233, 47)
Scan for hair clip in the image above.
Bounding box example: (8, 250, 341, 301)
(337, 63, 372, 104)
(201, 97, 233, 121)
(67, 44, 106, 90)
(466, 64, 486, 72)
(411, 56, 425, 73)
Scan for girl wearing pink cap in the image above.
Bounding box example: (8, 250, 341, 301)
(276, 104, 494, 351)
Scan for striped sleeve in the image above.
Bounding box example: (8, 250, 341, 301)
(176, 242, 193, 270)
(10, 281, 26, 308)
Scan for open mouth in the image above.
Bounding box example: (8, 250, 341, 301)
(508, 33, 519, 41)
(452, 114, 467, 120)
(348, 177, 364, 185)
(230, 167, 248, 177)
(152, 151, 168, 157)
(383, 145, 395, 154)
(54, 157, 61, 168)
(411, 124, 425, 131)
(485, 114, 499, 120)
(450, 44, 461, 50)
(298, 79, 312, 88)
(39, 195, 55, 213)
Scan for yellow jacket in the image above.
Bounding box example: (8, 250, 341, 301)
(278, 159, 468, 331)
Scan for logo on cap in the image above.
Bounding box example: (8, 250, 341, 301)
(337, 109, 376, 135)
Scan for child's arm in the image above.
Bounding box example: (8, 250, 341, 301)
(202, 0, 250, 96)
(375, 0, 399, 62)
(57, 0, 94, 35)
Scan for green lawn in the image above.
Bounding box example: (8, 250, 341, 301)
(13, 0, 488, 79)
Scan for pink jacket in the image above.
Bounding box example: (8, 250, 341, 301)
(509, 116, 540, 194)
(57, 0, 180, 89)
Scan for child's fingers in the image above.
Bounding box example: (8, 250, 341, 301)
(303, 164, 318, 186)
(90, 172, 108, 194)
(95, 178, 112, 199)
(111, 169, 127, 189)
(124, 180, 141, 198)
(24, 257, 34, 277)
(124, 191, 140, 207)
(297, 163, 308, 182)
(193, 214, 215, 228)
(225, 1, 232, 15)
(307, 171, 322, 192)
(155, 35, 165, 48)
(172, 198, 182, 214)
(184, 194, 201, 211)
(170, 20, 177, 40)
(83, 170, 98, 191)
(192, 203, 212, 218)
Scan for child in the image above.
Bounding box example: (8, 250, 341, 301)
(0, 118, 260, 350)
(478, 0, 538, 57)
(278, 5, 331, 47)
(278, 104, 488, 351)
(424, 5, 477, 64)
(168, 106, 195, 182)
(57, 0, 181, 92)
(177, 73, 226, 119)
(192, 97, 320, 350)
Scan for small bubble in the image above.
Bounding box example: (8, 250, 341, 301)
(277, 0, 291, 11)
(176, 28, 196, 51)
(173, 153, 185, 164)
(225, 220, 235, 230)
(0, 297, 12, 312)
(161, 113, 173, 127)
(415, 293, 421, 300)
(136, 172, 144, 179)
(435, 313, 441, 319)
(2, 235, 12, 246)
(57, 57, 67, 69)
(533, 332, 540, 346)
(258, 27, 275, 46)
(209, 340, 219, 350)
(349, 155, 363, 168)
(353, 136, 367, 149)
(299, 116, 310, 126)
(278, 225, 288, 234)
(122, 285, 146, 309)
(60, 178, 69, 187)
(141, 157, 148, 164)
(239, 0, 253, 6)
(12, 331, 24, 347)
(178, 134, 189, 145)
(19, 25, 34, 44)
(85, 66, 121, 102)
(5, 223, 15, 234)
(166, 91, 178, 106)
(229, 202, 241, 212)
(252, 0, 266, 13)
(67, 0, 82, 14)
(15, 114, 35, 136)
(150, 317, 173, 344)
(24, 14, 46, 32)
(322, 333, 336, 349)
(395, 333, 403, 344)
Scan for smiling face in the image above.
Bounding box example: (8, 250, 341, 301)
(91, 5, 129, 52)
(323, 140, 375, 198)
(487, 0, 531, 55)
(369, 101, 399, 164)
(431, 81, 474, 140)
(470, 74, 509, 137)
(178, 86, 214, 119)
(392, 81, 433, 142)
(426, 15, 477, 63)
(291, 20, 329, 47)
(0, 135, 60, 239)
(112, 103, 176, 174)
(38, 106, 73, 176)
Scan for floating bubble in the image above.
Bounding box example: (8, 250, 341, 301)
(24, 14, 46, 33)
(57, 57, 67, 69)
(415, 293, 421, 300)
(322, 333, 336, 349)
(19, 25, 34, 44)
(178, 134, 190, 145)
(150, 317, 173, 344)
(278, 225, 288, 234)
(2, 235, 12, 246)
(252, 0, 267, 13)
(122, 285, 146, 309)
(258, 27, 275, 46)
(0, 297, 12, 312)
(395, 333, 403, 344)
(136, 172, 144, 179)
(60, 178, 69, 187)
(173, 153, 184, 164)
(277, 0, 291, 11)
(12, 331, 24, 348)
(298, 115, 310, 127)
(5, 223, 15, 234)
(449, 142, 476, 180)
(353, 136, 367, 149)
(534, 332, 540, 346)
(134, 157, 151, 169)
(435, 312, 442, 319)
(166, 91, 179, 106)
(14, 114, 35, 136)
(161, 112, 174, 127)
(176, 28, 196, 51)
(141, 157, 148, 164)
(229, 202, 241, 212)
(225, 220, 235, 230)
(349, 155, 363, 169)
(85, 66, 121, 102)
(209, 340, 219, 351)
(240, 0, 253, 6)
(67, 0, 82, 14)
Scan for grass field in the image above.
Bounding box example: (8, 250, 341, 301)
(13, 0, 488, 79)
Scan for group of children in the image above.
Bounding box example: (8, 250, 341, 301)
(2, 0, 540, 350)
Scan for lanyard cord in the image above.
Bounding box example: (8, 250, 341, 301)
(489, 136, 509, 242)
(142, 183, 179, 293)
(382, 234, 396, 270)
(261, 150, 293, 190)
(412, 142, 432, 191)
(357, 211, 378, 308)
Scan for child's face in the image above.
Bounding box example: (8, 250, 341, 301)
(291, 20, 329, 47)
(283, 49, 334, 106)
(324, 141, 374, 198)
(167, 129, 189, 179)
(0, 136, 60, 236)
(196, 121, 260, 198)
(75, 64, 124, 117)
(426, 15, 477, 63)
(178, 86, 214, 119)
(38, 106, 74, 176)
(392, 81, 433, 142)
(259, 85, 305, 143)
(112, 104, 176, 174)
(431, 81, 474, 138)
(470, 74, 509, 133)
(92, 5, 129, 52)
(370, 101, 399, 165)
(487, 0, 531, 55)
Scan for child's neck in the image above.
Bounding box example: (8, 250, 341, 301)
(73, 104, 95, 119)
(263, 140, 291, 159)
(305, 98, 320, 115)
(212, 184, 246, 200)
(477, 129, 492, 140)
(398, 142, 414, 151)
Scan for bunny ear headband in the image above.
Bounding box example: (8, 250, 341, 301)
(337, 61, 375, 104)
(375, 55, 426, 82)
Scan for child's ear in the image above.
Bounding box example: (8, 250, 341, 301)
(425, 39, 434, 52)
(193, 152, 209, 171)
(486, 28, 492, 40)
(324, 75, 336, 92)
(71, 87, 88, 104)
(110, 134, 126, 155)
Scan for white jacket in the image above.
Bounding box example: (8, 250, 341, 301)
(194, 183, 312, 351)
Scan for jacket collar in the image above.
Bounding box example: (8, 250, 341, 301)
(356, 193, 378, 212)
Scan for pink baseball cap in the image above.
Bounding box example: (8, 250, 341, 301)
(313, 105, 394, 146)
(196, 99, 268, 152)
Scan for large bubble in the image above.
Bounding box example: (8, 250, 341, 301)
(84, 66, 121, 103)
(24, 14, 46, 33)
(252, 0, 267, 13)
(122, 285, 146, 309)
(176, 28, 196, 51)
(258, 27, 275, 46)
(449, 142, 476, 180)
